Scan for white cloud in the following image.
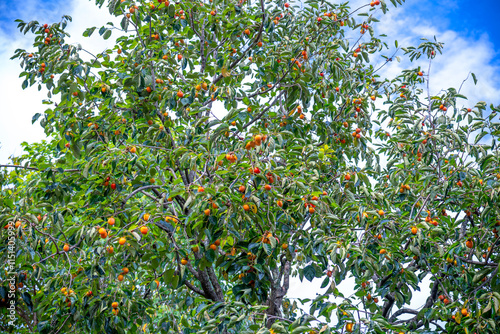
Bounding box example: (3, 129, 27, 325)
(376, 4, 500, 107)
(0, 0, 119, 164)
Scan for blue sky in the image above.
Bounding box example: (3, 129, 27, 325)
(0, 0, 68, 34)
(402, 0, 500, 60)
(407, 0, 500, 44)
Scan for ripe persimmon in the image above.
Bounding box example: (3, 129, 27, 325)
(99, 228, 108, 238)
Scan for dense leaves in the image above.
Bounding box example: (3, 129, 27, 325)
(1, 0, 500, 333)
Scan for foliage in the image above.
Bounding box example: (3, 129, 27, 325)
(1, 0, 500, 333)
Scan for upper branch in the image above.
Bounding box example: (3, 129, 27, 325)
(0, 164, 79, 173)
(211, 0, 266, 87)
(121, 185, 162, 208)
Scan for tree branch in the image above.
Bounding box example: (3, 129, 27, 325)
(453, 254, 497, 267)
(206, 266, 224, 301)
(211, 0, 266, 87)
(52, 313, 72, 334)
(184, 280, 208, 298)
(121, 185, 162, 208)
(0, 164, 79, 173)
(389, 308, 418, 322)
(232, 90, 285, 137)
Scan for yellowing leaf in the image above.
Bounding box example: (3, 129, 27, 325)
(249, 203, 258, 214)
(221, 67, 231, 77)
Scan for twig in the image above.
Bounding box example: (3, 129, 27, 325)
(0, 165, 79, 173)
(232, 90, 285, 137)
(53, 313, 72, 334)
(121, 185, 162, 208)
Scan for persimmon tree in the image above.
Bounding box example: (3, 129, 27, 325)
(2, 0, 500, 333)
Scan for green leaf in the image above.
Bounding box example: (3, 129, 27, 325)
(320, 276, 330, 289)
(303, 265, 316, 282)
(22, 292, 33, 311)
(205, 249, 216, 262)
(83, 27, 96, 37)
(263, 243, 272, 255)
(491, 268, 500, 293)
(168, 4, 175, 17)
(164, 269, 175, 283)
(290, 326, 311, 334)
(103, 29, 112, 40)
(32, 113, 41, 124)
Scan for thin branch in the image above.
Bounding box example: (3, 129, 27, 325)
(0, 165, 79, 173)
(211, 0, 266, 87)
(453, 254, 497, 267)
(457, 72, 471, 95)
(390, 308, 418, 322)
(184, 280, 208, 298)
(52, 313, 72, 334)
(232, 90, 285, 137)
(121, 185, 162, 208)
(256, 313, 293, 323)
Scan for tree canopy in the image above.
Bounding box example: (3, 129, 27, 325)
(2, 0, 500, 333)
